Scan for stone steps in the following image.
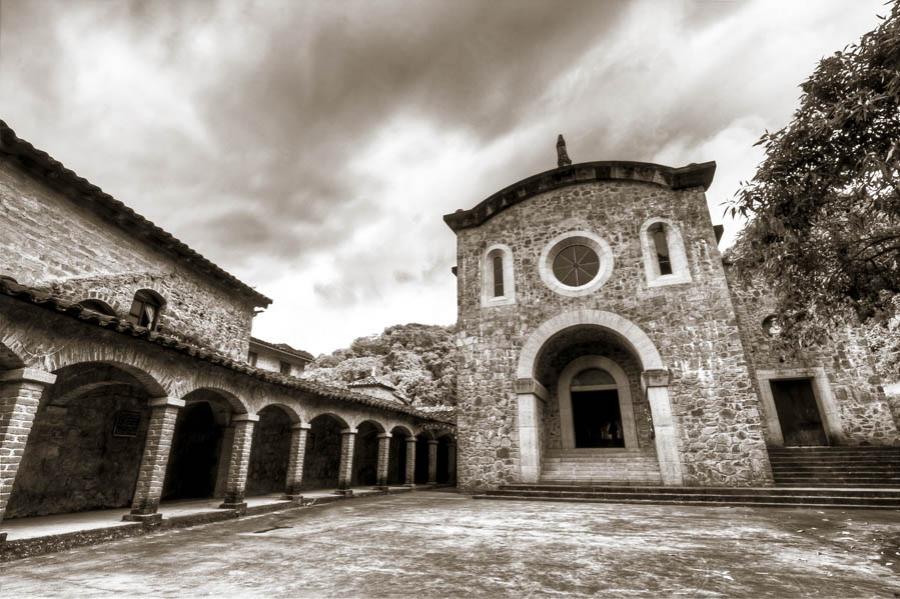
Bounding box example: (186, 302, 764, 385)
(473, 483, 900, 509)
(768, 446, 900, 489)
(540, 449, 661, 484)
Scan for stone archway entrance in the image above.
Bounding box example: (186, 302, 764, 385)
(516, 310, 683, 485)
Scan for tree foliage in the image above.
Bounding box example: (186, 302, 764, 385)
(301, 323, 458, 406)
(729, 3, 900, 374)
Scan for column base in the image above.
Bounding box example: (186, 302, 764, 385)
(282, 494, 304, 503)
(333, 489, 354, 497)
(219, 502, 248, 513)
(403, 483, 416, 488)
(374, 485, 389, 491)
(123, 512, 163, 525)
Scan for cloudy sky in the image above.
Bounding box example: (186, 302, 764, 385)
(0, 0, 885, 354)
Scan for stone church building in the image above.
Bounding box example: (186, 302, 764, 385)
(445, 136, 899, 491)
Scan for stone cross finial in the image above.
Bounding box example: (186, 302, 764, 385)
(556, 134, 572, 167)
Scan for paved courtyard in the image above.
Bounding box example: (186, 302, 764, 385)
(2, 490, 899, 597)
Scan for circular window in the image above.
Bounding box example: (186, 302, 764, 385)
(552, 245, 600, 287)
(539, 231, 614, 296)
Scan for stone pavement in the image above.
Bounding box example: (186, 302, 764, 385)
(1, 491, 899, 597)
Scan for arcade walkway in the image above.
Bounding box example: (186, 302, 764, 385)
(2, 491, 899, 597)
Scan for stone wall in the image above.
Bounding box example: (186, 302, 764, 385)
(246, 407, 292, 496)
(726, 266, 899, 445)
(453, 178, 772, 489)
(6, 387, 150, 518)
(0, 157, 257, 360)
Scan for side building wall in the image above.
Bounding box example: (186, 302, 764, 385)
(0, 157, 256, 360)
(726, 266, 899, 446)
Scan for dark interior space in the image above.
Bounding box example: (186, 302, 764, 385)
(351, 421, 380, 486)
(301, 414, 343, 490)
(771, 379, 828, 446)
(163, 401, 223, 500)
(436, 436, 452, 484)
(572, 389, 624, 448)
(6, 372, 151, 518)
(246, 405, 293, 496)
(414, 436, 430, 484)
(388, 427, 409, 485)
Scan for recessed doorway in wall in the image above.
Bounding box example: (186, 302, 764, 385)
(571, 389, 624, 448)
(770, 378, 828, 446)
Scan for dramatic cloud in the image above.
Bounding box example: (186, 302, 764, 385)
(0, 0, 886, 353)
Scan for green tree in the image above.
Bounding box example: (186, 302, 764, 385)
(729, 3, 900, 375)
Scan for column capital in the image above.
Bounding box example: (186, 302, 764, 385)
(232, 413, 259, 423)
(341, 427, 357, 435)
(377, 432, 392, 439)
(515, 377, 548, 402)
(292, 423, 312, 431)
(405, 436, 417, 444)
(149, 396, 185, 409)
(427, 439, 439, 446)
(0, 368, 56, 386)
(642, 369, 671, 388)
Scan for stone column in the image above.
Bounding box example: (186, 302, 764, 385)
(219, 413, 258, 511)
(447, 442, 457, 485)
(404, 437, 417, 486)
(427, 439, 438, 484)
(515, 378, 547, 483)
(643, 369, 684, 486)
(0, 368, 56, 541)
(125, 397, 184, 523)
(336, 427, 357, 494)
(375, 432, 392, 489)
(284, 423, 310, 499)
(214, 424, 236, 498)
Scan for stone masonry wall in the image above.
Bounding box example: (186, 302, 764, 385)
(726, 266, 899, 445)
(454, 178, 772, 489)
(0, 157, 256, 360)
(6, 386, 150, 518)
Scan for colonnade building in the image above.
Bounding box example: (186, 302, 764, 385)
(0, 121, 455, 540)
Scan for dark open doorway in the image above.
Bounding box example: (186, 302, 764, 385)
(771, 379, 828, 446)
(163, 402, 223, 500)
(571, 389, 624, 448)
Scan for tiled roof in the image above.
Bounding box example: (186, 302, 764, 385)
(249, 336, 314, 361)
(348, 376, 397, 390)
(0, 276, 452, 425)
(0, 121, 272, 307)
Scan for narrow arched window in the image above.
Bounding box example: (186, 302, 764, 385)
(649, 223, 673, 275)
(128, 289, 165, 330)
(640, 218, 691, 287)
(492, 254, 505, 297)
(482, 244, 515, 307)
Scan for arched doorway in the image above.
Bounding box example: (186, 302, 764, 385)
(351, 421, 382, 487)
(246, 405, 294, 496)
(6, 361, 160, 518)
(301, 414, 345, 490)
(516, 310, 682, 485)
(388, 426, 412, 485)
(163, 389, 237, 500)
(557, 357, 639, 450)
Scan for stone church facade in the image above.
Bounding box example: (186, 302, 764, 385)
(445, 138, 899, 491)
